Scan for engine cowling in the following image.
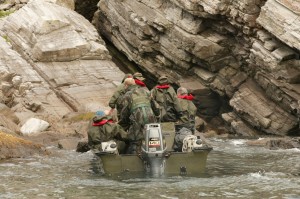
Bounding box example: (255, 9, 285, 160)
(141, 123, 167, 176)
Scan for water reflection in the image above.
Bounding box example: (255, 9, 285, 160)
(0, 139, 299, 199)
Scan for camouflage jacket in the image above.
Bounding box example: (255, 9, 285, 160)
(108, 83, 127, 111)
(119, 84, 157, 141)
(178, 97, 197, 122)
(150, 84, 182, 122)
(87, 115, 128, 148)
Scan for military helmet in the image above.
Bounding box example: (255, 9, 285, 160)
(158, 75, 168, 84)
(133, 72, 145, 81)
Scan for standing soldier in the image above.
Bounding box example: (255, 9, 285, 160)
(133, 72, 149, 91)
(119, 76, 157, 154)
(176, 87, 197, 133)
(151, 75, 183, 122)
(108, 73, 132, 120)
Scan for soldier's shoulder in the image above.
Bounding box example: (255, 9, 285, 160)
(167, 86, 176, 92)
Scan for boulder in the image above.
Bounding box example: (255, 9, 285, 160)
(76, 141, 90, 153)
(20, 118, 50, 135)
(266, 138, 300, 150)
(247, 137, 300, 150)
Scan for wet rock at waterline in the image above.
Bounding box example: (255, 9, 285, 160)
(246, 137, 300, 150)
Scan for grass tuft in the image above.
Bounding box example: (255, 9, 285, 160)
(67, 112, 95, 122)
(0, 10, 13, 18)
(0, 131, 42, 149)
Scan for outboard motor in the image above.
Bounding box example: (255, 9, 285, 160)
(141, 123, 167, 176)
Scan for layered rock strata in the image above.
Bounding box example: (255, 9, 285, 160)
(91, 0, 299, 135)
(0, 0, 124, 126)
(0, 0, 299, 137)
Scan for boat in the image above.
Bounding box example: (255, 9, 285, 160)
(94, 122, 212, 177)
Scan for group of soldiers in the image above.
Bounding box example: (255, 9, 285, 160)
(87, 72, 197, 154)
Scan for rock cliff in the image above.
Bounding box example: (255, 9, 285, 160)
(0, 0, 299, 141)
(89, 0, 300, 136)
(0, 0, 124, 126)
(0, 0, 125, 156)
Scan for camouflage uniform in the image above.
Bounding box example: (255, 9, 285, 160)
(150, 76, 183, 122)
(119, 84, 157, 153)
(133, 72, 150, 91)
(108, 74, 132, 120)
(176, 88, 197, 133)
(87, 114, 128, 154)
(108, 84, 127, 119)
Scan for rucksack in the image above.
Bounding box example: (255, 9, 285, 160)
(130, 88, 151, 112)
(173, 127, 192, 152)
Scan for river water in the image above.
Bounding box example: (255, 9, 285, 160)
(0, 138, 299, 199)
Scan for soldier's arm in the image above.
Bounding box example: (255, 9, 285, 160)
(108, 91, 121, 109)
(118, 95, 131, 130)
(111, 123, 128, 140)
(150, 97, 161, 117)
(170, 89, 183, 113)
(108, 85, 124, 108)
(117, 125, 129, 140)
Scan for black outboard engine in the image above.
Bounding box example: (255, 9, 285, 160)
(141, 123, 167, 176)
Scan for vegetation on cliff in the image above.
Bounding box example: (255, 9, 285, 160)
(0, 10, 13, 18)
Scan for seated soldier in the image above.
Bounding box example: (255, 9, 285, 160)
(119, 77, 157, 154)
(87, 110, 128, 154)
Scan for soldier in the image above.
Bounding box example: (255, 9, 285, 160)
(119, 77, 157, 154)
(132, 72, 160, 117)
(133, 72, 149, 91)
(108, 73, 133, 120)
(151, 75, 183, 122)
(87, 110, 128, 154)
(176, 87, 197, 133)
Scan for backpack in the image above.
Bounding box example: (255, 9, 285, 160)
(130, 88, 151, 112)
(173, 127, 192, 152)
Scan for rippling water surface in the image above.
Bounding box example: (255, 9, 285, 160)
(0, 138, 299, 199)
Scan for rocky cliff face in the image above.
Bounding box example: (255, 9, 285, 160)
(0, 0, 124, 130)
(89, 0, 300, 136)
(0, 0, 299, 138)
